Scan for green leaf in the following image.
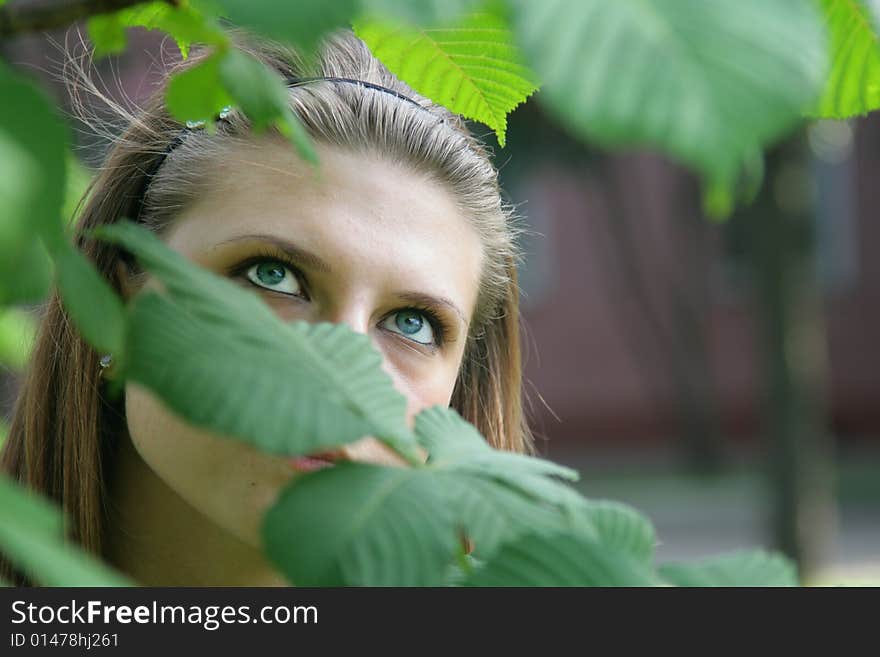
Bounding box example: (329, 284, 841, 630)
(63, 154, 93, 227)
(94, 221, 418, 461)
(86, 14, 127, 57)
(355, 9, 538, 146)
(0, 63, 67, 252)
(415, 406, 594, 559)
(432, 470, 583, 559)
(219, 50, 318, 163)
(53, 243, 126, 355)
(219, 50, 283, 130)
(509, 0, 827, 198)
(215, 0, 357, 54)
(87, 1, 228, 59)
(584, 500, 656, 567)
(264, 463, 458, 586)
(165, 53, 234, 124)
(417, 406, 576, 480)
(463, 529, 658, 586)
(265, 405, 601, 585)
(0, 308, 37, 370)
(359, 0, 481, 26)
(0, 239, 53, 307)
(658, 550, 799, 587)
(0, 476, 132, 586)
(815, 0, 880, 117)
(0, 132, 52, 305)
(416, 406, 582, 508)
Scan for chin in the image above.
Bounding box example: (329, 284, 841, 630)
(124, 382, 297, 549)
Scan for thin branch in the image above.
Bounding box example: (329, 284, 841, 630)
(0, 0, 174, 37)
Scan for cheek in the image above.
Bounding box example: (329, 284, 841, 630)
(379, 349, 465, 426)
(123, 383, 294, 548)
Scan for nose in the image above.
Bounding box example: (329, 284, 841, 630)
(319, 300, 372, 338)
(315, 296, 428, 436)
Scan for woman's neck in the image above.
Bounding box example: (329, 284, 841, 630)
(103, 431, 289, 586)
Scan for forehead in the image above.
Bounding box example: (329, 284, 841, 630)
(165, 137, 485, 320)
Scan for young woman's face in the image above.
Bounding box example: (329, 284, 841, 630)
(123, 138, 484, 549)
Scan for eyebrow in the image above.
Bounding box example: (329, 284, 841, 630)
(213, 234, 333, 274)
(395, 291, 468, 328)
(213, 234, 469, 327)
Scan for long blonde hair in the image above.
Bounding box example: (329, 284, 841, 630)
(0, 29, 533, 585)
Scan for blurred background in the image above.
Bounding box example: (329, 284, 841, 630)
(1, 26, 878, 585)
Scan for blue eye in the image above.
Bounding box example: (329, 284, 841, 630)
(381, 309, 435, 345)
(246, 261, 302, 296)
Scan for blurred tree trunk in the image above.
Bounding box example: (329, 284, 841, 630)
(743, 137, 837, 580)
(600, 161, 724, 474)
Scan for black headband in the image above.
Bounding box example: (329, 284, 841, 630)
(131, 76, 437, 222)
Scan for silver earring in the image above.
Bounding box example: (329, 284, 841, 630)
(98, 354, 113, 377)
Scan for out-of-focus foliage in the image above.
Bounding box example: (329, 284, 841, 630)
(815, 0, 880, 117)
(658, 551, 799, 587)
(462, 530, 657, 586)
(0, 309, 36, 371)
(218, 50, 317, 163)
(0, 476, 132, 586)
(53, 244, 125, 356)
(63, 154, 93, 226)
(214, 0, 357, 53)
(507, 0, 828, 216)
(165, 51, 233, 122)
(360, 0, 480, 26)
(0, 64, 66, 304)
(87, 0, 227, 58)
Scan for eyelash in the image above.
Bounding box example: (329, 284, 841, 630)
(227, 248, 453, 348)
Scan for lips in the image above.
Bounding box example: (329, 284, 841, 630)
(287, 449, 346, 473)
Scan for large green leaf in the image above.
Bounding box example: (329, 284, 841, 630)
(94, 221, 419, 461)
(430, 470, 582, 560)
(359, 0, 480, 26)
(0, 308, 36, 370)
(815, 0, 880, 117)
(86, 13, 128, 58)
(0, 476, 132, 586)
(0, 240, 53, 307)
(0, 64, 67, 304)
(166, 48, 318, 164)
(463, 529, 658, 586)
(215, 0, 357, 54)
(0, 132, 52, 305)
(264, 463, 457, 586)
(0, 65, 66, 246)
(53, 243, 126, 355)
(417, 406, 593, 559)
(354, 8, 538, 146)
(219, 50, 317, 163)
(63, 154, 93, 227)
(165, 52, 234, 124)
(87, 0, 228, 59)
(264, 406, 602, 585)
(658, 550, 799, 587)
(584, 499, 656, 568)
(416, 406, 583, 511)
(509, 0, 827, 209)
